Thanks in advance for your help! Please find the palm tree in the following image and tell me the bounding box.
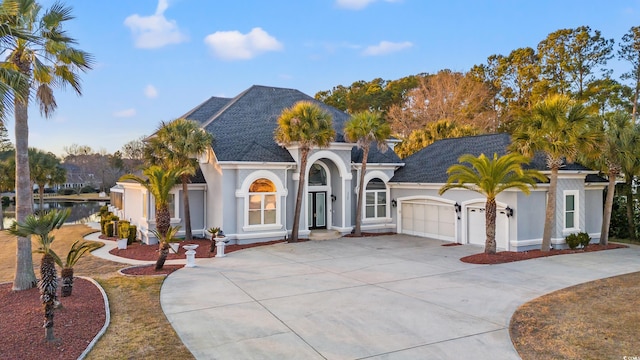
[440,153,544,254]
[4,0,93,291]
[56,240,100,297]
[274,101,335,242]
[344,111,391,236]
[511,95,601,251]
[582,112,638,245]
[8,209,69,341]
[144,119,213,241]
[150,225,181,270]
[120,166,182,269]
[29,148,65,211]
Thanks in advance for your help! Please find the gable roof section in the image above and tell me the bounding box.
[351,142,403,164]
[390,133,602,183]
[183,85,353,163]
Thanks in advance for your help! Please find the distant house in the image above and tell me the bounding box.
[112,85,605,251]
[56,163,95,192]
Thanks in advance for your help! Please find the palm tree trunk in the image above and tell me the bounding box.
[13,98,37,290]
[155,242,170,270]
[0,200,4,231]
[156,206,171,238]
[61,267,74,297]
[181,175,192,241]
[600,169,618,245]
[39,253,57,341]
[38,185,45,213]
[542,166,559,252]
[290,148,309,242]
[625,176,636,241]
[485,198,497,254]
[354,146,369,236]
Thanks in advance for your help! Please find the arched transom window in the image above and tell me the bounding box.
[308,163,327,186]
[365,178,387,219]
[249,178,277,225]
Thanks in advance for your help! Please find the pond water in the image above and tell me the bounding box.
[2,201,106,228]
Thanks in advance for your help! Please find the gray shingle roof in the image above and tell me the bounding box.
[184,85,399,163]
[390,133,603,183]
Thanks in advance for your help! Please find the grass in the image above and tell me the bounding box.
[0,224,194,360]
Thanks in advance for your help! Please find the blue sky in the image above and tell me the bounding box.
[7,0,640,157]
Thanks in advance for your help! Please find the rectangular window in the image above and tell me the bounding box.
[168,194,176,218]
[365,190,387,219]
[564,191,578,230]
[248,193,277,226]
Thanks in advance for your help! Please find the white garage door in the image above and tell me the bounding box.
[400,200,455,241]
[467,207,508,250]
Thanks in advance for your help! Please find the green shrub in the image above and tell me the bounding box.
[119,221,130,239]
[99,206,109,217]
[128,225,137,245]
[58,188,76,195]
[565,232,591,250]
[80,185,97,193]
[105,221,115,237]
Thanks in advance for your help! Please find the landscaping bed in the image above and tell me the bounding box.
[461,243,628,264]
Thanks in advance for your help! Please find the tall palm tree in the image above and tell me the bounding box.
[4,0,92,290]
[582,112,638,245]
[8,209,69,341]
[440,153,544,254]
[120,166,182,269]
[144,119,213,241]
[511,95,601,251]
[344,111,391,236]
[274,101,335,242]
[29,148,65,211]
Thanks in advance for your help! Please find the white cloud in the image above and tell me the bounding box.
[124,0,188,49]
[336,0,400,10]
[144,85,158,98]
[362,40,413,56]
[113,108,137,118]
[204,27,283,61]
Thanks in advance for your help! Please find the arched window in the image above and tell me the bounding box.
[365,178,387,219]
[308,163,327,186]
[249,178,277,225]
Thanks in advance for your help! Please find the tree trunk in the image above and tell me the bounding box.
[541,166,559,252]
[38,185,45,213]
[13,97,37,290]
[600,169,618,245]
[290,148,309,242]
[0,200,4,231]
[485,198,497,254]
[625,176,636,241]
[61,267,74,297]
[354,146,370,237]
[155,206,171,238]
[181,175,192,241]
[155,242,170,270]
[632,70,639,123]
[39,253,57,342]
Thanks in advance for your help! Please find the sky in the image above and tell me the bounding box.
[5,0,640,157]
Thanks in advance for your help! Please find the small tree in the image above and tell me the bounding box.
[56,240,101,297]
[150,225,181,270]
[8,209,70,341]
[439,153,545,254]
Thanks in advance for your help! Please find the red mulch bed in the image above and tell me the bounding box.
[344,232,396,237]
[461,243,628,264]
[0,278,106,360]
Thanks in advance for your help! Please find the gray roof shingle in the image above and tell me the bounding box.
[390,133,603,183]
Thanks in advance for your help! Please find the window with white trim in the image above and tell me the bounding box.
[365,178,387,218]
[248,179,277,226]
[564,190,578,230]
[168,193,176,218]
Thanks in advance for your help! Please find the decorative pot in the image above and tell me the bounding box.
[117,238,128,250]
[169,242,180,253]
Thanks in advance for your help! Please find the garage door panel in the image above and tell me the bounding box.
[467,207,508,250]
[400,200,455,241]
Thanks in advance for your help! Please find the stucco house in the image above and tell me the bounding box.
[112,85,606,251]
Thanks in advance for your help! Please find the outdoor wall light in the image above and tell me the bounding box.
[505,206,514,218]
[391,199,397,207]
[331,194,337,202]
[454,202,462,219]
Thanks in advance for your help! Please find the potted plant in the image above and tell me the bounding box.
[117,222,130,250]
[207,227,220,252]
[169,237,183,253]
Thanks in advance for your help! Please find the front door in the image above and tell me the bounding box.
[308,191,326,229]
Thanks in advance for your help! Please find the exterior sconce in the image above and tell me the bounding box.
[331,194,337,202]
[506,206,514,218]
[454,202,461,219]
[391,199,397,207]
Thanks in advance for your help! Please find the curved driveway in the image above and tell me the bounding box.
[160,235,640,359]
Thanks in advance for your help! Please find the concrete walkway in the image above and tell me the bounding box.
[158,235,640,359]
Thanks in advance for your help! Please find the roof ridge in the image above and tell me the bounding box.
[199,87,255,129]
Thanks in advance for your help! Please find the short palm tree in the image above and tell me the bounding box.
[511,95,601,251]
[439,153,545,254]
[56,240,101,297]
[344,111,391,236]
[3,0,93,291]
[120,166,182,269]
[274,101,335,242]
[582,112,638,245]
[29,148,65,211]
[151,225,182,270]
[8,209,69,342]
[144,118,213,241]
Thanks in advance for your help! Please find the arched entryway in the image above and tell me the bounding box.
[307,162,330,229]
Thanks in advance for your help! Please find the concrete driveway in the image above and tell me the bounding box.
[160,235,640,359]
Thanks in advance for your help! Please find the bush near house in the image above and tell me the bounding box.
[565,232,591,249]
